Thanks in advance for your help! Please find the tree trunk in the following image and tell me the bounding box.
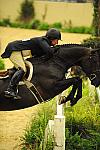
[93,0,100,37]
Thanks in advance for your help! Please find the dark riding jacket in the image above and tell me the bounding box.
[1,36,55,58]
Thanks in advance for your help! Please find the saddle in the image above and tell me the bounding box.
[0,60,33,81]
[0,61,44,103]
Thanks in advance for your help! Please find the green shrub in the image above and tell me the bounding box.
[30,19,40,29]
[0,18,93,34]
[82,37,100,48]
[0,59,5,70]
[0,18,11,27]
[62,26,92,34]
[38,22,49,30]
[50,22,62,29]
[10,22,21,28]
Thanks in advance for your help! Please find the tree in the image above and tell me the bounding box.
[19,0,35,22]
[93,0,100,36]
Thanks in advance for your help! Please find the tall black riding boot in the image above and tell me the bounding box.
[5,69,25,99]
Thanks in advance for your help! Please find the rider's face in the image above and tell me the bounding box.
[51,39,58,46]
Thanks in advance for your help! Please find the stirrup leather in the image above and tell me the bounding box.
[24,80,44,103]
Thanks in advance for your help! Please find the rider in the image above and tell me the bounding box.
[1,28,61,99]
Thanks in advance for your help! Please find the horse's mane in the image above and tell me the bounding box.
[27,43,93,64]
[55,43,84,48]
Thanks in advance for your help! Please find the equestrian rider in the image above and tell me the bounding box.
[1,28,61,99]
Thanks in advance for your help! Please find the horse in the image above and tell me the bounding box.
[0,44,100,111]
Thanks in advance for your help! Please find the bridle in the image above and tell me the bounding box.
[72,49,100,82]
[88,50,100,81]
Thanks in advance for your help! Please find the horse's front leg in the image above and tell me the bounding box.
[70,78,82,106]
[54,77,81,105]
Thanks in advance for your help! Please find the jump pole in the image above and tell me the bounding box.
[53,69,72,150]
[53,94,65,150]
[44,94,65,150]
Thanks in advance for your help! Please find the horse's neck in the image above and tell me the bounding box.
[55,46,91,68]
[59,47,87,59]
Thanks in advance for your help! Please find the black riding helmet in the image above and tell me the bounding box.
[46,28,61,40]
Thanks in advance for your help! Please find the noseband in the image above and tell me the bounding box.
[90,73,96,81]
[90,70,100,81]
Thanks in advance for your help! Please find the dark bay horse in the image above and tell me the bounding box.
[0,44,100,111]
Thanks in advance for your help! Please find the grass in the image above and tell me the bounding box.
[64,80,100,149]
[20,100,56,150]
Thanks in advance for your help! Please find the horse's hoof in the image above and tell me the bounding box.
[59,95,74,105]
[58,96,66,105]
